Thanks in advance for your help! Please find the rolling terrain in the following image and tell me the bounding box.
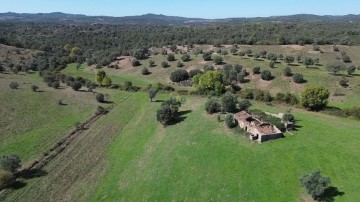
[1,46,360,200]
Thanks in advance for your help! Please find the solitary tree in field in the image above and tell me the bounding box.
[284,55,295,65]
[102,76,112,86]
[326,62,345,75]
[238,51,245,58]
[300,169,331,200]
[167,53,175,62]
[230,47,237,55]
[202,52,212,61]
[95,70,106,85]
[148,89,158,102]
[0,154,21,173]
[303,57,314,68]
[347,65,356,75]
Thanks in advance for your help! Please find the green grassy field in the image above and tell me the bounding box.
[2,86,359,201]
[0,73,97,162]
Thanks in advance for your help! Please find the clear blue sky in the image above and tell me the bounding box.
[0,0,359,19]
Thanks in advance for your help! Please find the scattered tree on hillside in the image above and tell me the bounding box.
[181,53,191,62]
[284,55,295,65]
[31,85,39,92]
[0,154,21,173]
[253,53,260,60]
[132,59,140,67]
[347,65,356,75]
[333,45,339,52]
[303,57,314,68]
[326,62,345,75]
[71,81,82,91]
[300,169,331,200]
[269,60,275,68]
[149,60,155,67]
[170,69,189,82]
[167,53,175,62]
[301,86,330,111]
[102,76,112,86]
[161,61,169,68]
[148,89,158,102]
[202,52,212,61]
[0,170,14,189]
[230,47,237,55]
[95,70,106,85]
[283,67,293,77]
[293,73,304,84]
[261,70,273,81]
[170,45,177,52]
[141,66,151,75]
[9,81,19,89]
[238,51,246,58]
[96,93,105,103]
[253,66,261,74]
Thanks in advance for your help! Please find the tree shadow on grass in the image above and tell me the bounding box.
[102,100,114,104]
[20,168,48,179]
[154,99,165,103]
[318,186,345,202]
[168,110,192,126]
[9,180,27,190]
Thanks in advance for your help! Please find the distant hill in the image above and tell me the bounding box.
[0,12,359,25]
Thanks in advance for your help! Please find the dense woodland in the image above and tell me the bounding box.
[0,16,360,71]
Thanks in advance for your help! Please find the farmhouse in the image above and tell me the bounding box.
[234,111,283,143]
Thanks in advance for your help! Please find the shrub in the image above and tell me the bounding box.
[161,61,169,68]
[142,67,150,75]
[283,67,293,77]
[213,55,224,65]
[9,82,19,89]
[148,60,155,67]
[342,54,351,63]
[292,73,304,84]
[51,81,60,89]
[339,77,349,87]
[71,81,82,91]
[0,170,14,189]
[0,154,21,173]
[181,54,191,62]
[65,75,75,86]
[269,60,275,68]
[96,93,105,103]
[31,85,39,92]
[225,114,238,128]
[253,66,261,74]
[333,45,339,52]
[131,59,140,67]
[205,98,221,114]
[170,69,189,82]
[177,61,184,67]
[237,74,246,83]
[167,53,175,61]
[202,52,212,61]
[284,55,295,64]
[261,70,272,81]
[347,65,356,75]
